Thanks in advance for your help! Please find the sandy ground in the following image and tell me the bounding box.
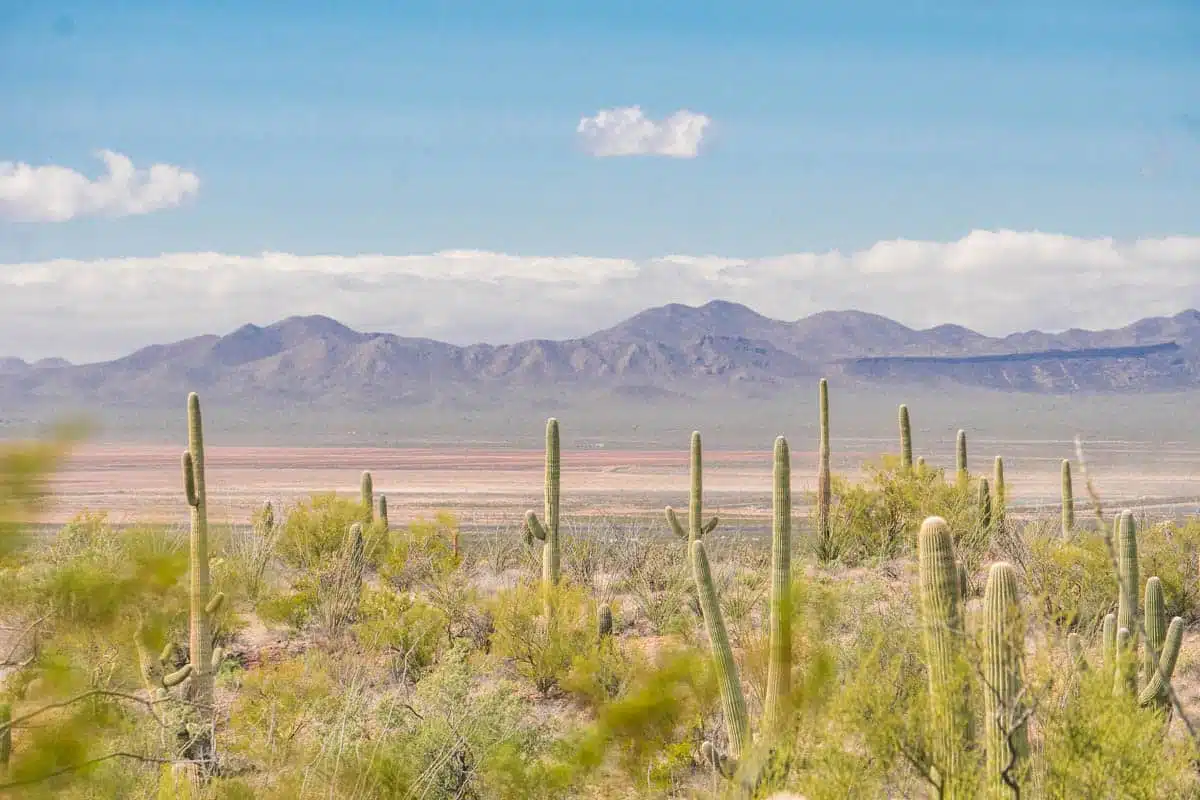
[35,439,1200,527]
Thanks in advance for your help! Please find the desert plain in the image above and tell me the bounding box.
[40,436,1200,529]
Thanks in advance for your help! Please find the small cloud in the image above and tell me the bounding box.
[0,150,200,222]
[576,106,711,158]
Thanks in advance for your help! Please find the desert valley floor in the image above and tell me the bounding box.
[40,437,1200,527]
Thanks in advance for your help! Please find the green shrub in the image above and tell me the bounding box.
[275,493,376,570]
[490,581,597,696]
[379,511,460,591]
[352,586,448,680]
[817,455,982,567]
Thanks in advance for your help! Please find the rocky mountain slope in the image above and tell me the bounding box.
[3,302,1198,407]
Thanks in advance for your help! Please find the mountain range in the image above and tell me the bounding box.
[3,301,1200,409]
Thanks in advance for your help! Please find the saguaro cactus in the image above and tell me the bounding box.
[918,516,968,795]
[1135,577,1184,710]
[523,418,562,608]
[666,431,719,543]
[992,457,1006,525]
[693,538,750,766]
[695,436,794,779]
[899,404,913,471]
[377,494,389,530]
[764,436,792,734]
[982,562,1029,797]
[182,392,219,712]
[817,379,831,549]
[1079,511,1186,709]
[1060,460,1074,539]
[360,471,374,522]
[955,430,968,490]
[978,477,992,531]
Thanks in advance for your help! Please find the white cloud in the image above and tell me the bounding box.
[0,150,200,222]
[577,106,711,158]
[2,230,1200,361]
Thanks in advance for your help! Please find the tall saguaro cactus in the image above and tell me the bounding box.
[817,379,831,549]
[955,430,968,490]
[982,562,1029,797]
[523,418,562,608]
[1060,460,1074,539]
[992,456,1006,524]
[978,477,992,531]
[182,392,218,712]
[899,404,913,471]
[764,436,792,734]
[360,471,374,522]
[695,436,794,780]
[1079,510,1186,710]
[666,431,719,543]
[918,516,968,796]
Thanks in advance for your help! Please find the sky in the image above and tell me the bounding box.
[1,0,1199,361]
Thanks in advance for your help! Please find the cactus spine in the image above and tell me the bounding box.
[899,404,913,471]
[523,418,561,612]
[918,516,968,795]
[983,562,1029,797]
[956,430,968,490]
[764,436,792,734]
[1060,460,1073,539]
[360,470,374,521]
[993,456,1006,524]
[694,436,793,777]
[666,431,719,542]
[817,379,831,549]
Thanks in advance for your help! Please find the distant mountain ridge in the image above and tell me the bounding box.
[3,301,1199,408]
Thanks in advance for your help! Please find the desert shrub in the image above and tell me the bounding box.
[490,581,597,696]
[818,456,983,567]
[561,644,719,795]
[275,492,377,570]
[620,538,695,637]
[212,502,279,604]
[224,652,345,771]
[562,635,641,712]
[344,642,551,799]
[255,578,319,631]
[379,511,460,591]
[1039,666,1198,796]
[352,586,448,681]
[1023,521,1116,631]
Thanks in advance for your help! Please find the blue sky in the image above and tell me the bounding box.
[1,1,1199,358]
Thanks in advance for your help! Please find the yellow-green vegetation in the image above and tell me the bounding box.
[4,385,1200,799]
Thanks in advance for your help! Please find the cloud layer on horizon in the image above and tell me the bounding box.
[2,230,1199,361]
[0,151,200,222]
[576,106,711,158]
